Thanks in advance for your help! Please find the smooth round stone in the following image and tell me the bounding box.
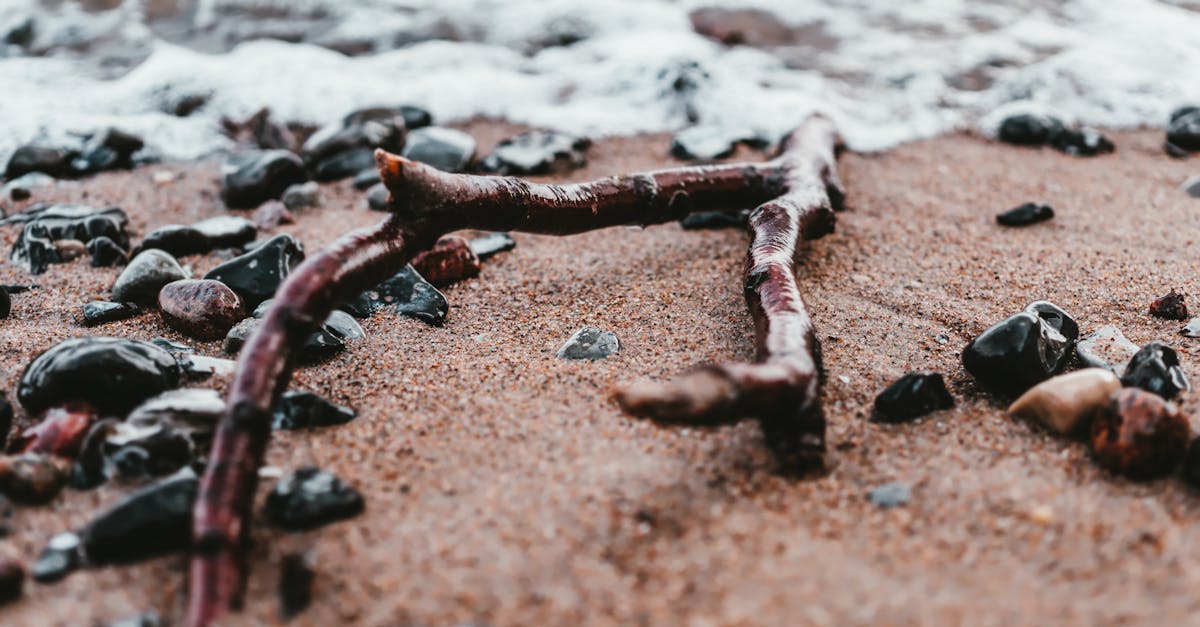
[220,150,308,209]
[158,279,245,341]
[4,145,74,179]
[468,232,516,258]
[1050,127,1114,156]
[873,372,954,422]
[401,127,476,172]
[365,183,389,211]
[313,148,375,182]
[556,326,620,360]
[1121,341,1190,400]
[961,308,1072,397]
[0,454,68,504]
[996,202,1053,227]
[1091,388,1189,479]
[87,236,128,267]
[997,113,1064,145]
[1167,109,1200,151]
[111,249,188,305]
[1008,368,1121,435]
[17,337,181,415]
[265,467,364,531]
[9,203,130,275]
[273,391,356,430]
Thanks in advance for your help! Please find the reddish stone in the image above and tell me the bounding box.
[1149,289,1188,320]
[411,235,481,287]
[12,401,98,457]
[251,200,295,230]
[1090,388,1189,479]
[159,279,245,340]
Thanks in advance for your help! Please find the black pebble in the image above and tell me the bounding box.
[0,394,11,451]
[81,301,139,327]
[17,337,180,415]
[997,114,1064,146]
[365,183,389,211]
[1167,108,1200,151]
[279,553,315,619]
[1121,341,1190,400]
[342,264,448,325]
[265,467,364,531]
[274,391,356,430]
[220,150,308,209]
[873,372,954,422]
[32,532,82,583]
[468,232,516,259]
[477,130,590,175]
[996,202,1053,227]
[1050,127,1114,156]
[81,471,198,565]
[87,236,129,267]
[961,304,1075,397]
[204,233,304,308]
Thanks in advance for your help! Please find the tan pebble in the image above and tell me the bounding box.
[1029,504,1054,525]
[1007,368,1120,435]
[52,240,86,262]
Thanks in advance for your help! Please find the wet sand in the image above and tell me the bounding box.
[2,125,1200,626]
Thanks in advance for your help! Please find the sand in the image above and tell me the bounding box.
[1,124,1200,626]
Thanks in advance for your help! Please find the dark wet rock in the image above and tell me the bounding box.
[17,337,181,415]
[274,391,356,430]
[204,233,304,308]
[265,467,364,531]
[0,284,34,295]
[365,183,390,211]
[304,107,407,181]
[0,557,22,604]
[158,279,245,341]
[322,309,364,341]
[70,419,118,491]
[1167,108,1200,151]
[402,127,476,172]
[411,235,480,287]
[87,236,128,267]
[226,306,362,361]
[1150,289,1188,321]
[252,200,295,230]
[996,113,1064,146]
[395,105,432,130]
[1025,300,1079,343]
[0,454,68,504]
[1183,438,1200,488]
[1121,341,1190,400]
[0,286,8,320]
[4,145,75,179]
[312,148,375,182]
[1051,127,1114,156]
[1166,141,1190,159]
[140,216,256,258]
[81,470,197,564]
[867,482,910,508]
[478,130,590,175]
[126,389,223,439]
[670,125,755,161]
[104,611,164,627]
[1182,175,1200,198]
[342,264,448,325]
[150,337,193,355]
[103,390,222,480]
[680,210,749,229]
[111,249,188,304]
[3,172,53,201]
[81,301,139,327]
[4,203,129,275]
[221,107,296,152]
[279,552,315,619]
[1171,106,1200,125]
[220,150,308,209]
[1090,388,1188,479]
[68,128,144,176]
[222,318,259,355]
[282,181,321,210]
[32,532,82,583]
[1076,325,1140,375]
[352,168,381,190]
[996,202,1053,227]
[556,326,620,360]
[962,305,1074,397]
[468,232,516,259]
[873,372,954,422]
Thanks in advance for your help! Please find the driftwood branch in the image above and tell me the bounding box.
[187,115,843,626]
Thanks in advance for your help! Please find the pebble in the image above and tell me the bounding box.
[1182,318,1200,337]
[69,419,117,490]
[282,181,321,210]
[352,168,381,190]
[867,482,911,508]
[0,557,22,604]
[103,417,198,481]
[220,150,308,209]
[1026,300,1079,341]
[1120,341,1190,400]
[13,401,98,457]
[139,216,256,258]
[68,128,144,176]
[1167,107,1200,151]
[204,233,305,308]
[411,235,481,286]
[365,183,390,211]
[1180,175,1200,198]
[252,200,295,230]
[873,372,954,422]
[1050,127,1114,156]
[556,326,620,360]
[997,113,1064,145]
[961,302,1075,396]
[274,391,356,430]
[52,239,87,262]
[402,127,476,172]
[265,467,365,531]
[225,307,363,361]
[82,470,198,564]
[279,552,315,619]
[0,286,8,319]
[111,249,188,305]
[468,232,516,259]
[4,145,74,179]
[4,203,130,275]
[2,172,53,201]
[126,388,223,439]
[478,130,590,175]
[1075,325,1140,375]
[87,236,129,267]
[303,107,407,181]
[680,210,748,229]
[313,148,375,182]
[0,454,69,504]
[1007,368,1121,435]
[31,531,82,583]
[17,337,181,415]
[996,202,1054,227]
[1090,388,1189,479]
[158,279,245,340]
[1149,289,1188,320]
[221,107,295,151]
[342,264,448,325]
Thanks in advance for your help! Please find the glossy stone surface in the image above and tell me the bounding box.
[0,454,68,504]
[1149,289,1188,320]
[410,235,481,286]
[111,249,188,305]
[274,391,356,430]
[158,279,245,340]
[873,372,954,422]
[556,326,620,360]
[997,113,1064,145]
[1167,108,1200,151]
[31,532,81,583]
[4,145,74,179]
[343,264,448,325]
[282,181,321,210]
[220,150,308,209]
[1007,368,1121,435]
[996,202,1054,227]
[203,233,304,308]
[1050,127,1114,156]
[87,236,128,267]
[4,203,129,275]
[962,307,1073,397]
[468,232,516,259]
[139,215,256,257]
[265,467,364,531]
[17,337,181,415]
[1120,341,1190,400]
[1090,388,1188,479]
[478,130,590,175]
[81,470,198,564]
[402,127,476,172]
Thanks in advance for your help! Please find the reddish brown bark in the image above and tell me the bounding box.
[188,116,842,626]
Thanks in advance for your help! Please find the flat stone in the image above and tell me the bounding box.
[203,234,304,308]
[17,337,181,415]
[1150,289,1188,320]
[1182,318,1200,337]
[281,181,321,210]
[868,482,911,508]
[0,454,68,504]
[4,145,75,179]
[962,305,1073,396]
[1076,325,1140,375]
[468,232,516,259]
[1180,175,1200,198]
[81,301,139,327]
[4,203,129,275]
[402,127,476,172]
[81,470,198,564]
[556,326,619,360]
[1008,368,1121,435]
[873,372,954,422]
[996,113,1064,145]
[273,391,356,430]
[996,202,1053,227]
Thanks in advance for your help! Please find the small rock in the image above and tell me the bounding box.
[220,150,308,209]
[1091,388,1189,479]
[159,279,245,340]
[178,354,236,378]
[410,235,481,286]
[279,552,315,619]
[1180,175,1200,198]
[468,232,516,259]
[69,128,144,176]
[1076,325,1140,375]
[478,130,590,175]
[680,210,748,229]
[252,200,295,230]
[365,183,390,211]
[1167,108,1200,151]
[0,454,69,504]
[0,557,22,604]
[204,233,304,308]
[4,145,75,179]
[1121,341,1190,400]
[1050,127,1114,156]
[111,250,188,305]
[221,107,295,151]
[1182,318,1200,337]
[32,532,82,583]
[996,202,1053,227]
[1008,368,1121,435]
[126,388,223,439]
[556,326,620,360]
[87,236,128,267]
[140,216,256,258]
[82,470,198,564]
[17,337,181,415]
[312,148,375,182]
[303,107,407,174]
[274,391,356,430]
[997,114,1065,145]
[343,264,448,325]
[1150,289,1188,320]
[265,467,364,531]
[352,168,381,190]
[1026,300,1079,342]
[961,302,1075,396]
[5,203,129,275]
[402,127,476,173]
[2,172,53,201]
[1166,142,1190,159]
[13,402,98,457]
[52,239,86,262]
[281,181,321,210]
[225,307,362,361]
[873,372,954,422]
[867,482,910,508]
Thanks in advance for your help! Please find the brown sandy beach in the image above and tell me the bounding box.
[2,125,1200,625]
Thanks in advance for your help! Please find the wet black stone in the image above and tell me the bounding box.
[468,232,516,259]
[873,372,955,422]
[68,128,144,176]
[82,471,198,564]
[32,532,82,583]
[3,204,129,275]
[226,306,362,361]
[1165,141,1190,158]
[103,422,195,481]
[303,108,407,181]
[274,391,356,430]
[81,301,139,327]
[1171,106,1200,124]
[996,113,1064,146]
[279,553,315,619]
[5,145,75,179]
[1167,108,1200,151]
[402,127,476,173]
[204,234,304,308]
[139,215,257,258]
[1024,300,1079,343]
[961,308,1073,397]
[556,326,620,360]
[265,467,364,531]
[1050,127,1114,156]
[996,202,1054,227]
[313,148,376,182]
[365,183,389,211]
[282,182,320,210]
[0,556,21,604]
[70,419,118,490]
[352,168,381,190]
[87,236,128,267]
[342,264,447,325]
[1121,341,1190,400]
[17,337,181,415]
[220,150,308,209]
[478,131,590,175]
[680,210,748,229]
[111,249,188,305]
[395,105,432,130]
[0,286,8,320]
